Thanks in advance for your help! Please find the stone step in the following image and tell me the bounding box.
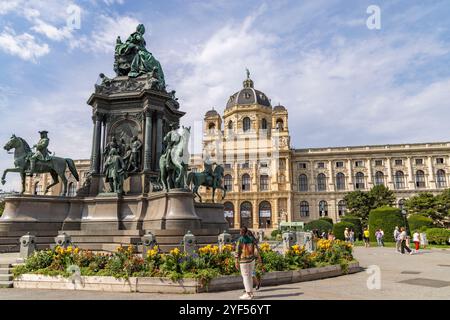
[0,281,13,288]
[69,236,142,244]
[0,268,11,274]
[0,274,13,281]
[0,237,55,245]
[63,230,144,237]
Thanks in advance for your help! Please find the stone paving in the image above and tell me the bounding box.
[0,247,448,300]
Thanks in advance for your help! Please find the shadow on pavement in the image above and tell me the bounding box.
[255,292,304,299]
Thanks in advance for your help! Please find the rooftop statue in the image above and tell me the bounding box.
[2,133,79,196]
[114,23,166,89]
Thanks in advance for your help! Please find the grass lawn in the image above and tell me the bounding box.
[352,240,449,249]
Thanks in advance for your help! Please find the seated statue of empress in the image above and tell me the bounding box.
[115,24,166,89]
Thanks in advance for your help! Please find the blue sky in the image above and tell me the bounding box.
[1,0,450,191]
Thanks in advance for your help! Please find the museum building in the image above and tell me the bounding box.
[26,74,450,231]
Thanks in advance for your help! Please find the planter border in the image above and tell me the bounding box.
[13,262,361,294]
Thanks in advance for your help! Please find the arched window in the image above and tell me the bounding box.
[261,118,268,130]
[224,174,233,191]
[374,171,384,186]
[395,171,405,189]
[355,172,365,189]
[336,172,345,190]
[242,174,251,191]
[300,201,309,217]
[240,201,252,228]
[319,200,328,217]
[317,173,326,191]
[276,119,284,131]
[398,199,406,211]
[227,120,233,130]
[68,183,76,197]
[415,170,426,188]
[338,200,346,216]
[243,117,251,132]
[299,174,308,192]
[260,175,269,191]
[224,202,234,228]
[259,201,271,228]
[437,169,447,188]
[34,182,41,195]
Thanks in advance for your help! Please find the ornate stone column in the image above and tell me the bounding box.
[407,156,414,189]
[90,112,103,174]
[386,157,394,189]
[143,109,153,172]
[427,156,436,188]
[155,113,164,170]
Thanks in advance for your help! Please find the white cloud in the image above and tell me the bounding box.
[31,19,73,41]
[69,15,140,53]
[0,0,21,15]
[0,27,50,62]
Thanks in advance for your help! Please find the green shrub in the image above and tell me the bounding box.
[408,214,434,233]
[333,222,356,240]
[425,228,450,245]
[271,229,281,238]
[368,206,405,242]
[304,219,333,234]
[0,201,4,217]
[319,217,334,226]
[340,215,362,239]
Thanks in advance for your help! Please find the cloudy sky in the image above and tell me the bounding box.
[0,0,450,191]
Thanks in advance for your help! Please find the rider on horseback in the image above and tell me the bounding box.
[202,158,216,187]
[163,122,181,165]
[27,130,51,176]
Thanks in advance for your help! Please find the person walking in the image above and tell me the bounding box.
[349,229,355,244]
[246,230,261,291]
[375,229,382,247]
[380,229,385,247]
[420,231,428,249]
[344,228,350,242]
[363,227,370,247]
[399,227,412,255]
[394,226,401,252]
[235,227,262,300]
[412,230,421,253]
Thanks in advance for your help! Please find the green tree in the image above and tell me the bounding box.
[368,185,395,208]
[343,190,372,222]
[433,189,450,227]
[405,192,436,216]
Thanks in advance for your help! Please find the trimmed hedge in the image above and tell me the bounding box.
[425,228,450,245]
[408,214,434,233]
[271,229,281,238]
[333,221,356,241]
[341,215,362,239]
[304,219,333,234]
[368,206,405,242]
[319,217,334,226]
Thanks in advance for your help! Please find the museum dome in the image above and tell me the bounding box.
[273,104,287,112]
[225,71,271,110]
[205,109,219,117]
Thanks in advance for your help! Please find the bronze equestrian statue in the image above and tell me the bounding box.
[187,161,226,203]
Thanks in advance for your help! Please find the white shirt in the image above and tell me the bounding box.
[413,232,420,242]
[399,231,407,241]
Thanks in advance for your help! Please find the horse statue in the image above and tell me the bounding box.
[159,126,190,192]
[187,164,226,203]
[2,135,79,196]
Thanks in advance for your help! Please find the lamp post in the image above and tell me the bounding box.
[401,208,407,233]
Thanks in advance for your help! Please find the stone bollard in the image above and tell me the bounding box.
[54,232,72,248]
[141,231,157,258]
[303,232,313,252]
[257,230,265,243]
[19,233,36,260]
[182,230,197,255]
[282,232,296,253]
[218,232,232,251]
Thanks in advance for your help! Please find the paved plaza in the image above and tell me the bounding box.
[0,247,449,300]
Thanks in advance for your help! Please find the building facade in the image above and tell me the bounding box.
[25,74,450,231]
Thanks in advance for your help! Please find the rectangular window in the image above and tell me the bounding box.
[436,158,445,164]
[260,175,269,191]
[375,160,383,166]
[336,161,344,168]
[395,159,403,166]
[317,162,325,169]
[298,162,307,169]
[224,163,232,169]
[355,160,364,167]
[260,162,268,168]
[415,159,423,165]
[242,162,250,169]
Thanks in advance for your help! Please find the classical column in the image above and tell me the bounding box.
[347,160,354,191]
[328,160,335,191]
[427,156,436,189]
[367,158,373,187]
[407,156,414,189]
[90,112,103,174]
[155,113,163,170]
[386,157,393,189]
[143,109,153,172]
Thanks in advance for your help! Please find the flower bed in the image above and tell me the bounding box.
[13,239,357,291]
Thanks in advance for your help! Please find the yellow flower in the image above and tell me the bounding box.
[260,242,271,253]
[127,245,134,253]
[74,247,80,254]
[170,247,181,256]
[222,244,233,252]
